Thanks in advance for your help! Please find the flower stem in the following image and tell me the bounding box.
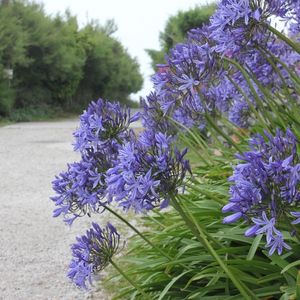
[104,205,172,261]
[185,182,227,205]
[105,205,193,272]
[110,259,152,300]
[260,45,300,86]
[170,195,258,300]
[205,113,243,153]
[166,115,213,166]
[226,75,270,130]
[223,57,276,128]
[267,24,300,55]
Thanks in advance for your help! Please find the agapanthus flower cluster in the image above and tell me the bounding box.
[106,130,191,212]
[51,97,192,289]
[145,0,300,131]
[222,129,300,255]
[68,222,120,289]
[51,99,137,224]
[149,27,219,131]
[208,0,300,115]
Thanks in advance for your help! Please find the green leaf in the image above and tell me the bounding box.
[281,260,300,274]
[266,251,298,279]
[296,271,300,300]
[182,268,223,290]
[257,273,284,284]
[158,270,193,300]
[246,234,263,260]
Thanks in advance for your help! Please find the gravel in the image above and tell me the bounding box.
[0,119,125,300]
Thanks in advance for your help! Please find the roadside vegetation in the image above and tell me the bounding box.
[146,3,216,71]
[0,1,142,122]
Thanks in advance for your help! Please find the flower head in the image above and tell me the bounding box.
[68,222,120,289]
[210,0,297,55]
[222,129,300,255]
[51,98,136,224]
[106,131,190,212]
[140,92,177,135]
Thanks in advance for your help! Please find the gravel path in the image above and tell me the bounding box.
[0,119,137,300]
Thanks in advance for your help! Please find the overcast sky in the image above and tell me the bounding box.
[37,0,215,101]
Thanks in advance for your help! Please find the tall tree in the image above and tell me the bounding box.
[146,4,216,71]
[75,22,143,108]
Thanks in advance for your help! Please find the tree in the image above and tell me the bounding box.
[74,22,143,108]
[146,4,216,70]
[10,3,86,108]
[0,0,143,117]
[0,3,29,115]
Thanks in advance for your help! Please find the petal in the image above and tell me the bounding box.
[223,212,242,224]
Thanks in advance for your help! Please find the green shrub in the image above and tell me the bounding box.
[146,4,216,70]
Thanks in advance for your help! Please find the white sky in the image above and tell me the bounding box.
[37,0,215,101]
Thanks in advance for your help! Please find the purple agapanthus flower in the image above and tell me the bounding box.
[106,130,191,212]
[68,222,120,289]
[176,74,200,93]
[229,100,251,128]
[51,98,135,224]
[140,92,177,135]
[222,129,300,255]
[209,0,298,55]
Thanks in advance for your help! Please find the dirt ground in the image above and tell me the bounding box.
[0,119,120,300]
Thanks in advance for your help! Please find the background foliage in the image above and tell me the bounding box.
[0,0,143,120]
[146,4,216,71]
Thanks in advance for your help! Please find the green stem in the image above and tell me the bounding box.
[169,195,257,300]
[224,57,276,127]
[205,113,243,153]
[178,195,225,249]
[243,62,287,129]
[256,46,290,98]
[110,259,152,300]
[185,182,227,205]
[260,45,300,87]
[196,88,243,153]
[267,24,300,55]
[227,75,270,130]
[105,205,193,272]
[104,205,170,260]
[166,115,213,166]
